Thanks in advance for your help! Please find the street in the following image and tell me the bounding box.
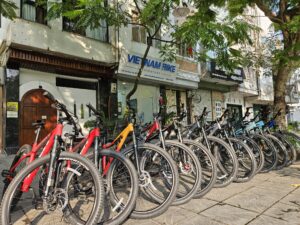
[1,154,300,225]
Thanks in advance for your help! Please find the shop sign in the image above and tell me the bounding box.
[118,51,177,83]
[7,102,18,118]
[210,62,244,83]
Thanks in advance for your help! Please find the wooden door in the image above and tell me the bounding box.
[20,89,57,146]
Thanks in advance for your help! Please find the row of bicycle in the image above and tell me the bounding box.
[1,92,299,225]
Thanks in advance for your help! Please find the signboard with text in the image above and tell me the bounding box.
[210,62,244,83]
[118,51,177,83]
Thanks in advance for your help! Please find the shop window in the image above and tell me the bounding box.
[21,0,47,24]
[63,0,108,42]
[131,10,161,48]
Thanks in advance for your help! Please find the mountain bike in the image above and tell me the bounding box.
[1,92,105,225]
[138,112,203,203]
[95,104,179,219]
[183,107,238,188]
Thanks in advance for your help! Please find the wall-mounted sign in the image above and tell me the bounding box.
[118,51,177,83]
[210,62,244,83]
[7,102,18,118]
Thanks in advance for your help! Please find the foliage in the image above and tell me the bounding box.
[288,121,300,132]
[0,0,17,19]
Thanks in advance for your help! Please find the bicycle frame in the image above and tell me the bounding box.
[72,122,141,175]
[20,124,63,192]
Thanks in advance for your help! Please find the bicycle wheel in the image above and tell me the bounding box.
[84,150,139,225]
[163,140,202,205]
[122,143,179,219]
[251,134,278,173]
[0,152,104,225]
[280,131,300,161]
[181,139,217,198]
[266,134,288,170]
[228,138,257,183]
[273,133,297,166]
[196,136,238,188]
[1,144,31,199]
[237,135,265,173]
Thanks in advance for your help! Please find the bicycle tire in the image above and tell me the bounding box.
[265,134,288,170]
[228,138,257,183]
[163,140,202,205]
[273,133,297,166]
[280,131,300,160]
[181,139,217,198]
[237,135,265,173]
[196,136,238,188]
[1,144,31,201]
[251,134,278,173]
[121,143,179,219]
[0,152,105,225]
[84,150,139,225]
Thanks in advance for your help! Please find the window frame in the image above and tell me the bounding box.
[62,0,109,42]
[20,0,47,25]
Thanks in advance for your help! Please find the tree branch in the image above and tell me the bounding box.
[254,0,284,24]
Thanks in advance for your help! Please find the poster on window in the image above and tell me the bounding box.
[215,101,222,118]
[7,102,18,118]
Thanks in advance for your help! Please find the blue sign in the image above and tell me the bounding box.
[128,54,176,73]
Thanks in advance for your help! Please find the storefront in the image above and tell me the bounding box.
[117,51,199,124]
[2,48,116,154]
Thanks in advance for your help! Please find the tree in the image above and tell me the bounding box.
[0,0,17,19]
[48,0,177,111]
[174,0,300,128]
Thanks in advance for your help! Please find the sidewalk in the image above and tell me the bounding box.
[0,154,299,225]
[125,163,300,225]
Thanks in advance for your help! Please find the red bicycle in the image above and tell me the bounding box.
[1,92,104,225]
[65,103,139,225]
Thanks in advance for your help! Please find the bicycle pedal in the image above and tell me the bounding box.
[1,170,14,178]
[34,199,43,210]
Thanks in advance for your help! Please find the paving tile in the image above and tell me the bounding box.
[254,180,296,193]
[178,214,227,225]
[204,182,254,202]
[200,204,258,225]
[178,198,218,213]
[152,206,198,225]
[124,219,161,225]
[224,187,281,213]
[280,193,300,207]
[264,202,300,225]
[248,215,291,225]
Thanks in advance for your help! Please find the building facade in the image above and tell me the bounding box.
[0,0,118,153]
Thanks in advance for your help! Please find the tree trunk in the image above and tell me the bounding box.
[274,62,292,129]
[125,44,151,108]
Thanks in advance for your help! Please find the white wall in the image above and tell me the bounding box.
[19,68,97,135]
[117,81,160,123]
[0,0,115,64]
[192,89,212,121]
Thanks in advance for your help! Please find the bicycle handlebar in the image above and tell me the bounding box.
[43,92,82,136]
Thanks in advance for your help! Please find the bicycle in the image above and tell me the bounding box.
[138,112,202,204]
[183,107,238,188]
[1,92,105,225]
[94,103,179,219]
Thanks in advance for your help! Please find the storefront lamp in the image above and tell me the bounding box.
[172,0,190,18]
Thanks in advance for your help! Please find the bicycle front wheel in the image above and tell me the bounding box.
[122,143,179,219]
[0,152,105,225]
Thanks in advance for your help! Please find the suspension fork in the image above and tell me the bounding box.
[132,131,141,174]
[202,127,211,151]
[94,137,99,169]
[44,135,61,197]
[175,122,187,163]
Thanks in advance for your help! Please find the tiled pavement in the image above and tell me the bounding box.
[1,154,300,225]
